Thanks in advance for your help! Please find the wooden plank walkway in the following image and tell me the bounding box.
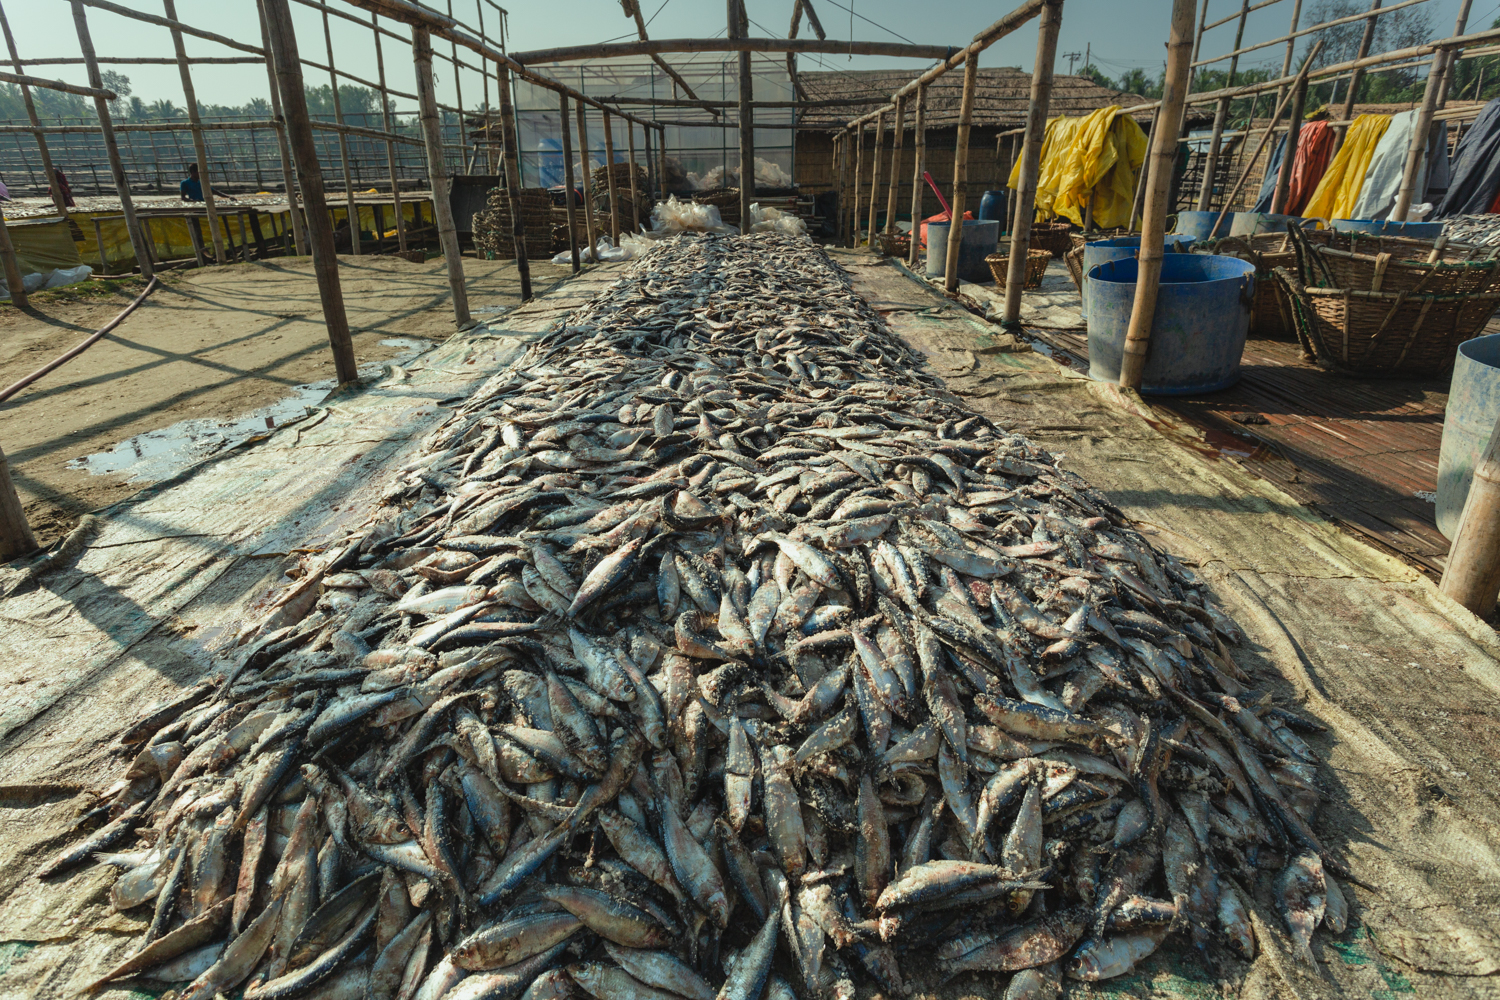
[1028,325,1475,579]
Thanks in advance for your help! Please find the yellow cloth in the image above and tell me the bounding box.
[5,215,82,275]
[1008,106,1148,229]
[1300,114,1392,222]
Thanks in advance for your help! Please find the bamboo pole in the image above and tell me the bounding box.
[445,0,467,175]
[513,37,953,64]
[907,85,926,268]
[1392,51,1446,222]
[1001,0,1062,325]
[415,27,473,324]
[0,3,66,215]
[163,0,226,265]
[496,61,532,301]
[1196,0,1251,211]
[475,0,495,173]
[623,0,720,116]
[1129,107,1158,229]
[842,0,1048,133]
[0,205,27,310]
[1214,44,1318,232]
[1119,0,1197,391]
[866,111,885,248]
[602,112,621,244]
[70,1,152,280]
[560,91,580,273]
[322,9,361,255]
[372,12,408,253]
[1270,68,1310,213]
[76,0,263,55]
[851,122,864,247]
[943,56,980,292]
[1435,0,1473,106]
[1335,0,1383,152]
[626,118,639,234]
[576,101,598,255]
[262,0,357,383]
[1440,410,1500,613]
[1194,0,1427,67]
[832,133,844,244]
[657,125,668,201]
[884,95,905,236]
[643,126,656,202]
[1269,0,1304,117]
[731,0,754,231]
[0,443,35,560]
[258,0,306,256]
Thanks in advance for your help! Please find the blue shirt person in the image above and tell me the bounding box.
[180,163,235,202]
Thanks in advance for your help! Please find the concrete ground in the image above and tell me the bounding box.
[0,254,573,546]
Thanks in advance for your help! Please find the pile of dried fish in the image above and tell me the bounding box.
[38,233,1350,1000]
[1441,213,1500,248]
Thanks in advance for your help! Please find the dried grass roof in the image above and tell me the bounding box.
[795,67,1180,130]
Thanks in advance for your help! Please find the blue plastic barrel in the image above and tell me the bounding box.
[925,220,1001,283]
[1172,210,1232,241]
[1332,218,1444,239]
[1436,333,1500,538]
[1086,254,1256,395]
[1080,234,1196,319]
[1229,212,1317,237]
[978,190,1008,223]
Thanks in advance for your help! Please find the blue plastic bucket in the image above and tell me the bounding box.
[1086,253,1256,395]
[1229,212,1318,237]
[1331,218,1444,240]
[1436,333,1500,538]
[977,190,1008,223]
[1080,234,1196,319]
[925,220,1001,283]
[1172,210,1232,241]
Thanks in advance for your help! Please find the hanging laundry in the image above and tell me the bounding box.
[1285,121,1337,216]
[1434,97,1500,218]
[1009,106,1147,229]
[1300,114,1391,221]
[1250,132,1286,213]
[1249,121,1335,215]
[1350,110,1449,221]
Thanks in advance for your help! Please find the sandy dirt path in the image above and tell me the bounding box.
[0,254,572,545]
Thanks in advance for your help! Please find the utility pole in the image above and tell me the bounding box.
[1064,51,1081,75]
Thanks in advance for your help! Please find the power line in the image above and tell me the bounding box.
[814,0,918,45]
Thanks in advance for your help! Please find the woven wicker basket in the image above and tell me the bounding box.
[1290,230,1500,297]
[1067,227,1132,252]
[987,249,1050,289]
[1031,222,1073,258]
[876,231,911,257]
[1273,266,1500,376]
[1192,235,1300,340]
[1064,244,1086,290]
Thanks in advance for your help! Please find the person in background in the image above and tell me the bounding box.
[54,168,75,207]
[180,162,235,203]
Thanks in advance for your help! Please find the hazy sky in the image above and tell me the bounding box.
[6,0,1481,113]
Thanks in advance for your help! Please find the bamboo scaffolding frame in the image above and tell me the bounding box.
[322,7,361,254]
[513,37,954,64]
[1196,0,1250,211]
[372,11,408,252]
[0,3,67,214]
[163,0,226,264]
[495,60,530,302]
[1191,0,1430,66]
[262,0,356,382]
[1000,0,1062,325]
[907,85,926,269]
[415,26,471,324]
[71,1,151,279]
[257,0,306,255]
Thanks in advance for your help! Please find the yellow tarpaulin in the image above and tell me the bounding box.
[1009,106,1148,229]
[1300,113,1391,222]
[4,215,82,275]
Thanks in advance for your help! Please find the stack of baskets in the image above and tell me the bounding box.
[1274,225,1500,376]
[1030,221,1073,259]
[986,248,1051,289]
[692,188,741,227]
[472,186,552,260]
[591,162,653,229]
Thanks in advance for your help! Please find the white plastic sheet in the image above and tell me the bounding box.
[0,264,93,302]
